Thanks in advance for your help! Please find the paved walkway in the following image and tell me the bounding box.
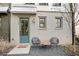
[8,45,67,56]
[28,46,67,56]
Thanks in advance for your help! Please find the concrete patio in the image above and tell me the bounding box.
[8,45,67,56]
[28,46,67,56]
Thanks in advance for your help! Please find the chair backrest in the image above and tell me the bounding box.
[32,37,40,45]
[50,37,59,44]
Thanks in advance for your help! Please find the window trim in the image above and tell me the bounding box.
[39,16,47,30]
[55,17,63,29]
[39,3,48,6]
[24,3,35,5]
[53,3,61,6]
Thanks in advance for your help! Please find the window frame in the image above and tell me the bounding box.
[55,17,63,29]
[25,3,35,5]
[39,3,48,6]
[39,16,47,29]
[53,3,61,6]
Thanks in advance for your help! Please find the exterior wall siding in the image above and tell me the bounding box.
[10,12,72,45]
[0,3,72,45]
[10,14,20,44]
[30,12,72,45]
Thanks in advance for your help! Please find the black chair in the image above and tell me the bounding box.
[50,37,59,47]
[31,37,40,46]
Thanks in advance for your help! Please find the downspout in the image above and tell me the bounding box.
[8,3,11,42]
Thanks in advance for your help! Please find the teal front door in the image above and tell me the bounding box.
[20,17,29,43]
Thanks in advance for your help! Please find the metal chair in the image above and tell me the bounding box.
[50,37,59,47]
[31,37,40,46]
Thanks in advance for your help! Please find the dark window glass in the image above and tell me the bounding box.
[53,3,61,6]
[39,3,48,6]
[25,3,35,5]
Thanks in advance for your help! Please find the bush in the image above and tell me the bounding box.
[0,38,15,55]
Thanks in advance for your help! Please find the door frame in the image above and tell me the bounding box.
[19,17,30,43]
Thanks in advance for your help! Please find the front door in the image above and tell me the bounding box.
[20,17,29,43]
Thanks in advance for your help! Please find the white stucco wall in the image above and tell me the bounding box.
[76,25,79,36]
[11,3,70,12]
[10,12,72,45]
[30,12,72,45]
[10,14,35,45]
[10,14,20,44]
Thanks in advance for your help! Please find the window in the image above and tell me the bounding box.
[53,3,61,6]
[39,16,46,29]
[20,17,29,36]
[56,17,63,28]
[25,3,35,5]
[0,18,1,27]
[39,3,48,6]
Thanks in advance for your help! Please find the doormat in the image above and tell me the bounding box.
[17,45,28,48]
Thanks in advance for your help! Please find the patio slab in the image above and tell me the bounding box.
[28,46,67,56]
[7,45,67,56]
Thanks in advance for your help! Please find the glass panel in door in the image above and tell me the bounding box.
[20,17,29,43]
